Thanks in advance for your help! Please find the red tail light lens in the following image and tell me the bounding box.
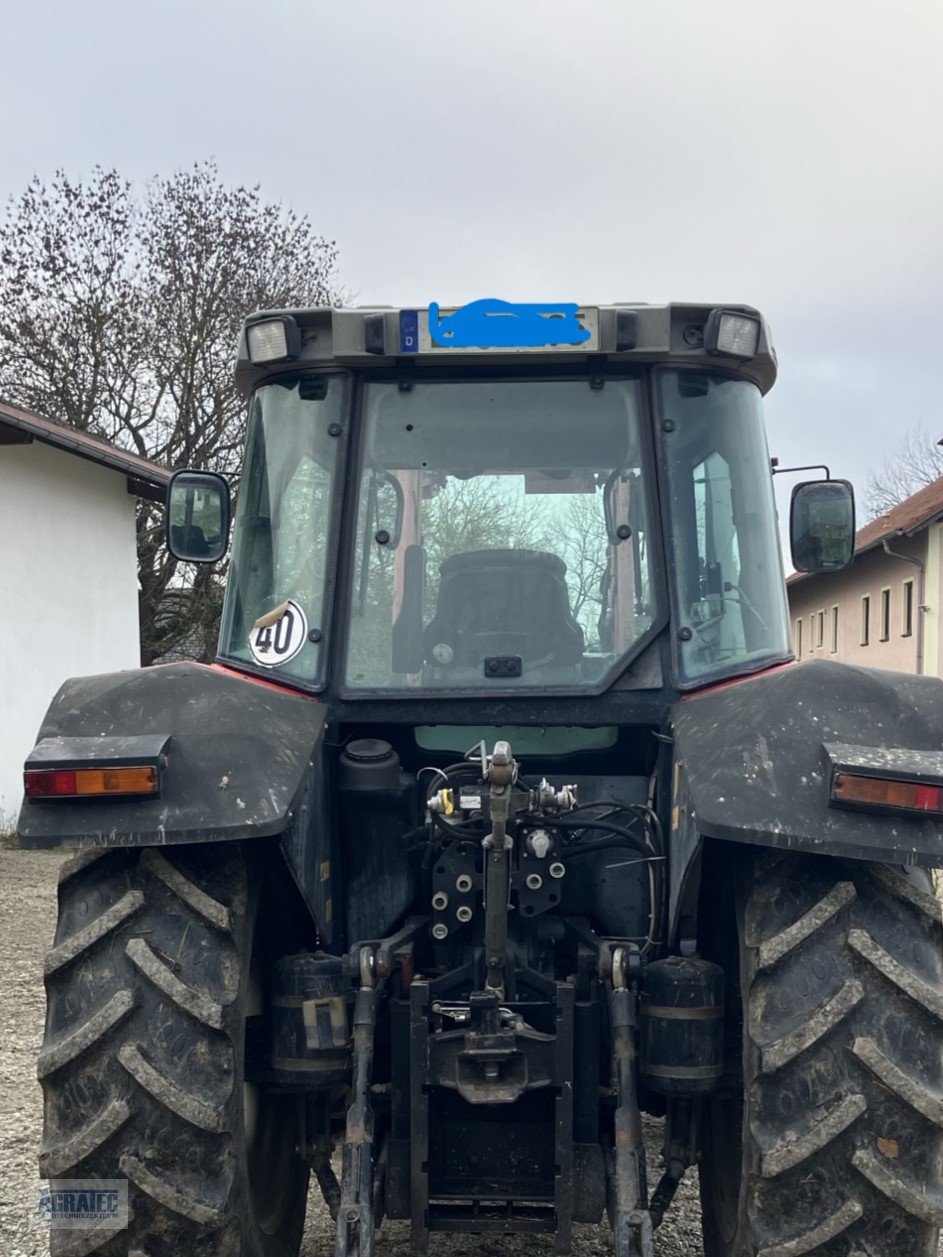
[24,770,78,798]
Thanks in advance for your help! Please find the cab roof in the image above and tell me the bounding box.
[235,302,777,396]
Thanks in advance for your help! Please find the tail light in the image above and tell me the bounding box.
[24,766,158,799]
[831,772,943,818]
[23,734,170,802]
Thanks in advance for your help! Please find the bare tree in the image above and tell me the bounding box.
[422,477,551,593]
[556,492,609,631]
[0,162,340,663]
[864,424,943,521]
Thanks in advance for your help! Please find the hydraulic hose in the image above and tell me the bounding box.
[543,816,651,857]
[559,839,658,860]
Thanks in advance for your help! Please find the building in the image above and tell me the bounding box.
[787,477,943,677]
[0,402,169,824]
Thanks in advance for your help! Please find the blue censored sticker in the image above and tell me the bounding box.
[399,309,419,354]
[428,299,591,349]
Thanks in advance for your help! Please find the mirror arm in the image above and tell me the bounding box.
[771,460,831,480]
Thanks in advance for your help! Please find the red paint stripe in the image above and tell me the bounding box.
[208,662,319,702]
[682,659,796,700]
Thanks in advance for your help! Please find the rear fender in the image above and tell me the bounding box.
[666,660,943,945]
[17,662,338,941]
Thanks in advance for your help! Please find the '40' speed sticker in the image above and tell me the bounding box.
[248,599,308,667]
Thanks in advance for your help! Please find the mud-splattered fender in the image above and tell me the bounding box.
[17,662,328,848]
[668,659,943,891]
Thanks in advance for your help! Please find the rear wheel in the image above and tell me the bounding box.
[38,842,310,1256]
[699,850,943,1257]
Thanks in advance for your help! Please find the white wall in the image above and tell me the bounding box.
[788,534,929,675]
[0,442,141,824]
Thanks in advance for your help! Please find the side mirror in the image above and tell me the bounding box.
[166,470,231,563]
[790,479,855,573]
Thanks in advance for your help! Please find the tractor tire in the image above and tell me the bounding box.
[699,850,943,1257]
[38,841,311,1257]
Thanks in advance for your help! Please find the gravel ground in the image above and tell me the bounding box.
[0,846,704,1256]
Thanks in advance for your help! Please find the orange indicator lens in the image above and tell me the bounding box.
[75,767,158,795]
[832,772,943,815]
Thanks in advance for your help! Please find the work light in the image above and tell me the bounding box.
[704,309,760,360]
[246,316,301,364]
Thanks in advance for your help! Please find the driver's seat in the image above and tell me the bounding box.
[423,549,584,671]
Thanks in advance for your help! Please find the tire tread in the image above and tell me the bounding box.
[140,849,232,932]
[848,927,943,1022]
[37,990,135,1078]
[118,1042,225,1132]
[120,1153,223,1225]
[38,844,307,1256]
[754,881,856,970]
[39,1097,131,1177]
[700,852,943,1257]
[44,890,144,976]
[125,936,226,1029]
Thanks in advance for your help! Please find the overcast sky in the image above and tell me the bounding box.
[2,0,942,529]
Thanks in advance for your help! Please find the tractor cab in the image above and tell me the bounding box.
[170,303,847,703]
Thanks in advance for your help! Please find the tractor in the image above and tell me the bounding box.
[19,302,943,1257]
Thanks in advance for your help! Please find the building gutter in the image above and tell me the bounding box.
[882,532,926,674]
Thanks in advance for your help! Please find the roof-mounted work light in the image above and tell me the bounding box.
[704,309,760,360]
[246,316,301,364]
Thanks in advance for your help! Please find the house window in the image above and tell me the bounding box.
[861,595,870,646]
[808,615,814,654]
[795,619,803,656]
[902,580,914,637]
[831,605,839,654]
[880,588,891,642]
[815,610,824,649]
